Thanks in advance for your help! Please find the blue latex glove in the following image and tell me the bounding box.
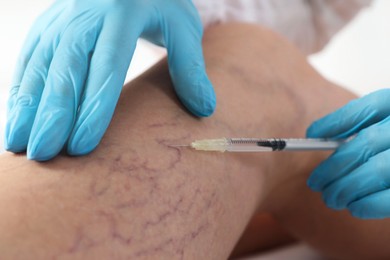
[5,0,216,161]
[307,89,390,219]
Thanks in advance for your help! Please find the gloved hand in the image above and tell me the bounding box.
[307,89,390,219]
[5,0,216,161]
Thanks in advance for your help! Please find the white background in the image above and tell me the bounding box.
[1,0,390,155]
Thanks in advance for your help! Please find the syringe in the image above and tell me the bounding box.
[172,138,346,152]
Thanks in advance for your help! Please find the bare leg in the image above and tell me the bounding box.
[231,213,296,258]
[267,143,390,259]
[1,23,381,260]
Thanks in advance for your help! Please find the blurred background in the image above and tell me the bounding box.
[1,0,389,155]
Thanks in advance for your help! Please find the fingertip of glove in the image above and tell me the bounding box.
[185,95,216,118]
[175,71,217,118]
[306,177,317,191]
[349,206,367,219]
[191,93,216,117]
[67,135,97,157]
[306,174,323,192]
[306,122,321,138]
[67,144,95,157]
[348,201,381,220]
[26,137,52,161]
[4,126,27,153]
[27,146,54,162]
[4,142,25,154]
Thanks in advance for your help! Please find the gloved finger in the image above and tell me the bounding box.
[307,89,390,138]
[322,149,390,210]
[8,30,41,114]
[27,16,102,161]
[7,2,65,113]
[67,15,138,156]
[348,189,390,219]
[308,117,390,191]
[5,31,41,153]
[163,2,216,117]
[4,22,62,153]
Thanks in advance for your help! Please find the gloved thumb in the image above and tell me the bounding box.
[307,89,390,138]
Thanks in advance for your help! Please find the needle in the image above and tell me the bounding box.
[168,144,191,148]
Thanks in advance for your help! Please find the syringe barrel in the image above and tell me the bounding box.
[226,138,274,152]
[284,139,344,151]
